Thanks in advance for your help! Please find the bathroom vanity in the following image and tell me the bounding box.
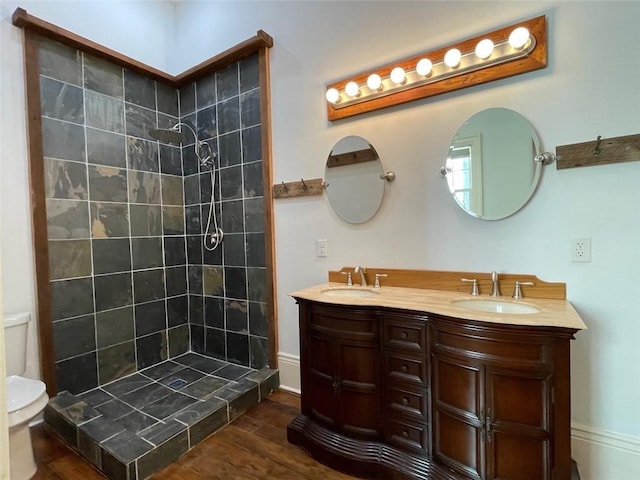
[287,268,586,480]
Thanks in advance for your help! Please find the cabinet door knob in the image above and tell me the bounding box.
[401,364,408,372]
[401,397,409,406]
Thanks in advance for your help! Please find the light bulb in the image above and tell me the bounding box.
[475,39,494,59]
[416,58,433,76]
[444,48,462,68]
[390,67,406,85]
[325,88,340,104]
[345,81,360,97]
[367,74,382,91]
[509,27,530,49]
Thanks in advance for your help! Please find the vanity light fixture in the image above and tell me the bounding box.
[325,16,547,121]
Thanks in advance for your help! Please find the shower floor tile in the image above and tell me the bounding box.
[173,352,228,373]
[44,352,279,480]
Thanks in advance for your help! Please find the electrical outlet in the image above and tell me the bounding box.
[571,237,591,262]
[316,239,328,257]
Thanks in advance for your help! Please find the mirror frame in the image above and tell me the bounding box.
[443,107,551,221]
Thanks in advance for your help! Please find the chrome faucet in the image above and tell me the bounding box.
[490,271,500,297]
[354,265,367,286]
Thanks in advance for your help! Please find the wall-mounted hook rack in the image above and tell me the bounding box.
[273,178,325,199]
[556,133,640,169]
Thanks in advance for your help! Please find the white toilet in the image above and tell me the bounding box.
[4,312,49,480]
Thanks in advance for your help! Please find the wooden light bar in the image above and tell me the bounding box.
[326,16,547,121]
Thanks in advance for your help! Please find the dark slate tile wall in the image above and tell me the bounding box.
[182,54,269,370]
[39,39,268,395]
[40,38,188,394]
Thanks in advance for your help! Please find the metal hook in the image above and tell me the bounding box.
[300,178,308,189]
[592,135,602,156]
[281,181,289,192]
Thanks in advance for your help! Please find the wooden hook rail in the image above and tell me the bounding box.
[556,133,640,169]
[273,178,325,199]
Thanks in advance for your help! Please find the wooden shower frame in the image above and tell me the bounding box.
[13,8,278,396]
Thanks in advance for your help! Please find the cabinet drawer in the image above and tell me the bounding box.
[385,353,427,386]
[308,304,378,341]
[383,316,427,352]
[384,416,428,456]
[385,383,428,421]
[431,323,548,367]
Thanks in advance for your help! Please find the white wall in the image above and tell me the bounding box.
[175,2,640,476]
[1,1,638,478]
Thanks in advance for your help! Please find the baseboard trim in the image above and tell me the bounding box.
[277,352,300,394]
[571,423,640,479]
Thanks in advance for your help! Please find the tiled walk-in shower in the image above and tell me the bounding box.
[45,352,279,479]
[33,31,276,480]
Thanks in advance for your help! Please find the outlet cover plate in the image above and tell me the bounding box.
[571,237,591,262]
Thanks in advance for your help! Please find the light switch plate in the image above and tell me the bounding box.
[316,239,328,257]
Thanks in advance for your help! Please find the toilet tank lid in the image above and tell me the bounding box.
[3,312,31,328]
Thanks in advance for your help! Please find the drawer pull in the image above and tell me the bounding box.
[402,397,409,406]
[401,331,408,338]
[402,430,409,437]
[401,364,408,372]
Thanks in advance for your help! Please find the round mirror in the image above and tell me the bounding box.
[444,108,542,220]
[325,135,384,224]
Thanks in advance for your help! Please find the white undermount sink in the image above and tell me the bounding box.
[321,287,380,298]
[452,298,540,315]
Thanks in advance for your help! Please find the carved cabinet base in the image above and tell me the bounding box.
[287,414,461,480]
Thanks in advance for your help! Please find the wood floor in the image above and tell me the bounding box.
[32,390,358,480]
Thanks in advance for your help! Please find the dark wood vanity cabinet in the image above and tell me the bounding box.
[288,300,578,480]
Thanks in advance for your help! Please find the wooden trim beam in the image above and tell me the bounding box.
[23,31,57,395]
[12,8,273,87]
[178,30,274,84]
[259,46,279,369]
[12,7,177,86]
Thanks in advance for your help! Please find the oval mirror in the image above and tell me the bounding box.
[444,108,542,220]
[325,135,385,224]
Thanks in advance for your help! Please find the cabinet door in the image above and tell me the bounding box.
[485,368,553,480]
[307,331,339,428]
[303,303,381,439]
[432,353,485,480]
[337,340,381,439]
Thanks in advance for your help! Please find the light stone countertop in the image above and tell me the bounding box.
[290,283,587,330]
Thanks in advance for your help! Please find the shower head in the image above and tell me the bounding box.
[149,122,215,169]
[148,127,188,144]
